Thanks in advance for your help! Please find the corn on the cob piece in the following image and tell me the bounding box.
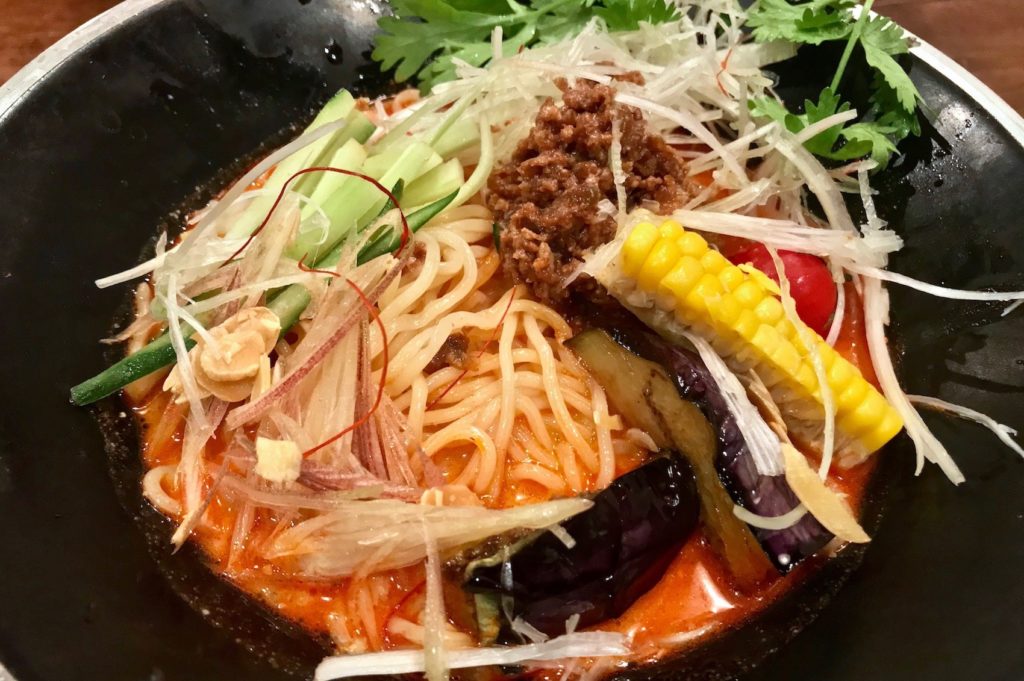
[603,220,903,465]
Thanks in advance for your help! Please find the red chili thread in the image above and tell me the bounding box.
[221,166,411,267]
[715,47,734,97]
[426,288,516,410]
[300,277,390,458]
[296,253,343,277]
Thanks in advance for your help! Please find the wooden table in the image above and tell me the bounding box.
[2,0,1023,113]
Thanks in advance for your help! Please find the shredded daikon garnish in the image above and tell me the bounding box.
[851,264,1024,302]
[314,632,628,680]
[681,331,784,476]
[266,496,593,577]
[862,278,965,483]
[548,524,577,549]
[511,617,551,643]
[909,395,1024,459]
[732,503,808,531]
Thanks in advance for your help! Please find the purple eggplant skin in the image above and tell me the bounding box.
[463,454,700,637]
[602,324,833,572]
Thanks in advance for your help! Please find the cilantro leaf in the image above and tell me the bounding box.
[746,0,856,45]
[747,1,923,169]
[749,96,794,127]
[860,16,920,113]
[595,0,681,31]
[870,71,921,139]
[372,0,509,83]
[750,88,900,168]
[371,0,680,89]
[835,121,898,166]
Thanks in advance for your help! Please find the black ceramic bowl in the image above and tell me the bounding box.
[0,2,1022,680]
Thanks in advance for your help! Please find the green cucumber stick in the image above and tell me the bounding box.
[431,118,479,159]
[289,141,436,261]
[293,109,376,196]
[226,90,357,239]
[356,191,459,265]
[356,147,441,225]
[300,138,368,221]
[400,158,464,209]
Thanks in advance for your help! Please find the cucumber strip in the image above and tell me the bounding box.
[294,109,375,196]
[362,146,442,180]
[431,118,480,159]
[400,158,464,209]
[289,141,435,262]
[300,138,368,221]
[226,90,357,239]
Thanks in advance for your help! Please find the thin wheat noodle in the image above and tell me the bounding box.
[510,463,568,493]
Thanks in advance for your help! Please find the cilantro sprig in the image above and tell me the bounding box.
[372,0,681,91]
[747,0,922,168]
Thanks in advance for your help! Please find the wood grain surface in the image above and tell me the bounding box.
[1,0,1022,113]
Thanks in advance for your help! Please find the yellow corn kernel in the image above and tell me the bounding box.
[658,220,685,240]
[637,238,681,292]
[733,280,764,308]
[659,256,704,300]
[682,277,715,313]
[835,379,870,415]
[751,325,782,359]
[827,354,856,388]
[723,309,756,343]
[860,410,905,454]
[838,391,891,438]
[754,297,785,325]
[818,343,839,370]
[712,295,742,327]
[719,265,746,292]
[771,340,803,379]
[622,222,660,278]
[794,364,819,394]
[699,249,728,275]
[677,231,707,257]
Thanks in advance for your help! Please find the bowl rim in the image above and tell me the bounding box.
[1,1,1020,144]
[0,2,1021,681]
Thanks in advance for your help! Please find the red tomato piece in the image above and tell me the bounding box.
[728,244,838,336]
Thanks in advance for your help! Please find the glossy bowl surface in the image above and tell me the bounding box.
[0,3,1021,680]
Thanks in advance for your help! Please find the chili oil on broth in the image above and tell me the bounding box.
[126,196,877,666]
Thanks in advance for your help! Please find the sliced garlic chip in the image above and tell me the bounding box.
[255,437,302,483]
[782,444,870,543]
[165,306,282,405]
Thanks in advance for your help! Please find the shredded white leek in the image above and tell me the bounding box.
[851,265,1024,302]
[548,524,577,549]
[421,519,449,681]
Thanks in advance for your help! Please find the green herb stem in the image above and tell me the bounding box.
[831,0,877,92]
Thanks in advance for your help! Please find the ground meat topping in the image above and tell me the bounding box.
[486,77,691,305]
[424,332,470,374]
